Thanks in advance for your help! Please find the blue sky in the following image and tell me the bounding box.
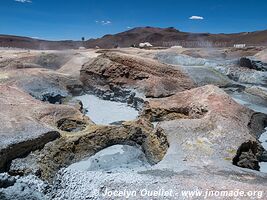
[0,0,267,40]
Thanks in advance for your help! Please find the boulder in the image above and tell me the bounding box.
[0,173,16,188]
[80,52,195,98]
[0,85,90,171]
[239,57,267,71]
[1,68,83,103]
[142,85,266,170]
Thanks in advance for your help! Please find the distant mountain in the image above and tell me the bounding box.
[1,27,267,49]
[0,35,82,50]
[85,27,267,48]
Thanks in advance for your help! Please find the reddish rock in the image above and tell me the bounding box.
[0,85,90,171]
[142,85,266,170]
[80,52,195,98]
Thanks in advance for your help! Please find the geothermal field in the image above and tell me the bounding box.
[2,0,267,198]
[0,44,266,199]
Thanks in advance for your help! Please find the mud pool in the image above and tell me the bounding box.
[68,145,151,172]
[74,94,139,125]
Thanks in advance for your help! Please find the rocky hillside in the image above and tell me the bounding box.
[0,35,82,50]
[85,27,267,48]
[1,27,267,49]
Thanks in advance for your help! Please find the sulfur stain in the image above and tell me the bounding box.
[227,149,236,154]
[0,73,9,80]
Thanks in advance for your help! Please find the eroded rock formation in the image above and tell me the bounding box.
[80,52,195,98]
[142,85,266,170]
[0,85,90,171]
[9,119,169,181]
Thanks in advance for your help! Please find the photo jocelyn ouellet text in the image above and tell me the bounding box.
[91,188,264,199]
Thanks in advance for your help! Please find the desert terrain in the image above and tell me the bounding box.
[0,44,267,199]
[1,27,267,50]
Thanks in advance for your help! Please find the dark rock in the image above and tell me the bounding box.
[248,112,267,138]
[62,98,83,112]
[233,141,263,171]
[239,57,267,71]
[88,87,144,110]
[9,154,40,176]
[237,150,260,170]
[109,121,125,125]
[57,118,87,132]
[260,151,267,162]
[42,93,65,104]
[20,76,69,104]
[239,57,254,69]
[0,173,16,188]
[66,84,84,96]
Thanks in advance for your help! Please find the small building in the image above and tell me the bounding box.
[234,44,246,48]
[170,45,183,49]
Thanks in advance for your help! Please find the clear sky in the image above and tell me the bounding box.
[1,0,267,40]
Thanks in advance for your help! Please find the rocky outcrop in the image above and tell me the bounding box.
[142,85,266,171]
[205,60,267,86]
[255,48,267,63]
[9,119,169,181]
[239,57,267,71]
[155,52,234,87]
[248,112,267,138]
[0,173,16,188]
[1,68,83,103]
[0,52,71,70]
[245,86,267,101]
[0,85,90,171]
[46,85,267,200]
[80,52,195,98]
[155,52,267,86]
[0,50,87,103]
[1,48,267,199]
[233,141,263,171]
[180,47,263,60]
[33,52,71,70]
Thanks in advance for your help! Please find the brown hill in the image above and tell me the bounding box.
[85,27,267,48]
[0,35,82,50]
[1,27,267,49]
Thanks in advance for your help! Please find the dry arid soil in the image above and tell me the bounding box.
[0,46,267,200]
